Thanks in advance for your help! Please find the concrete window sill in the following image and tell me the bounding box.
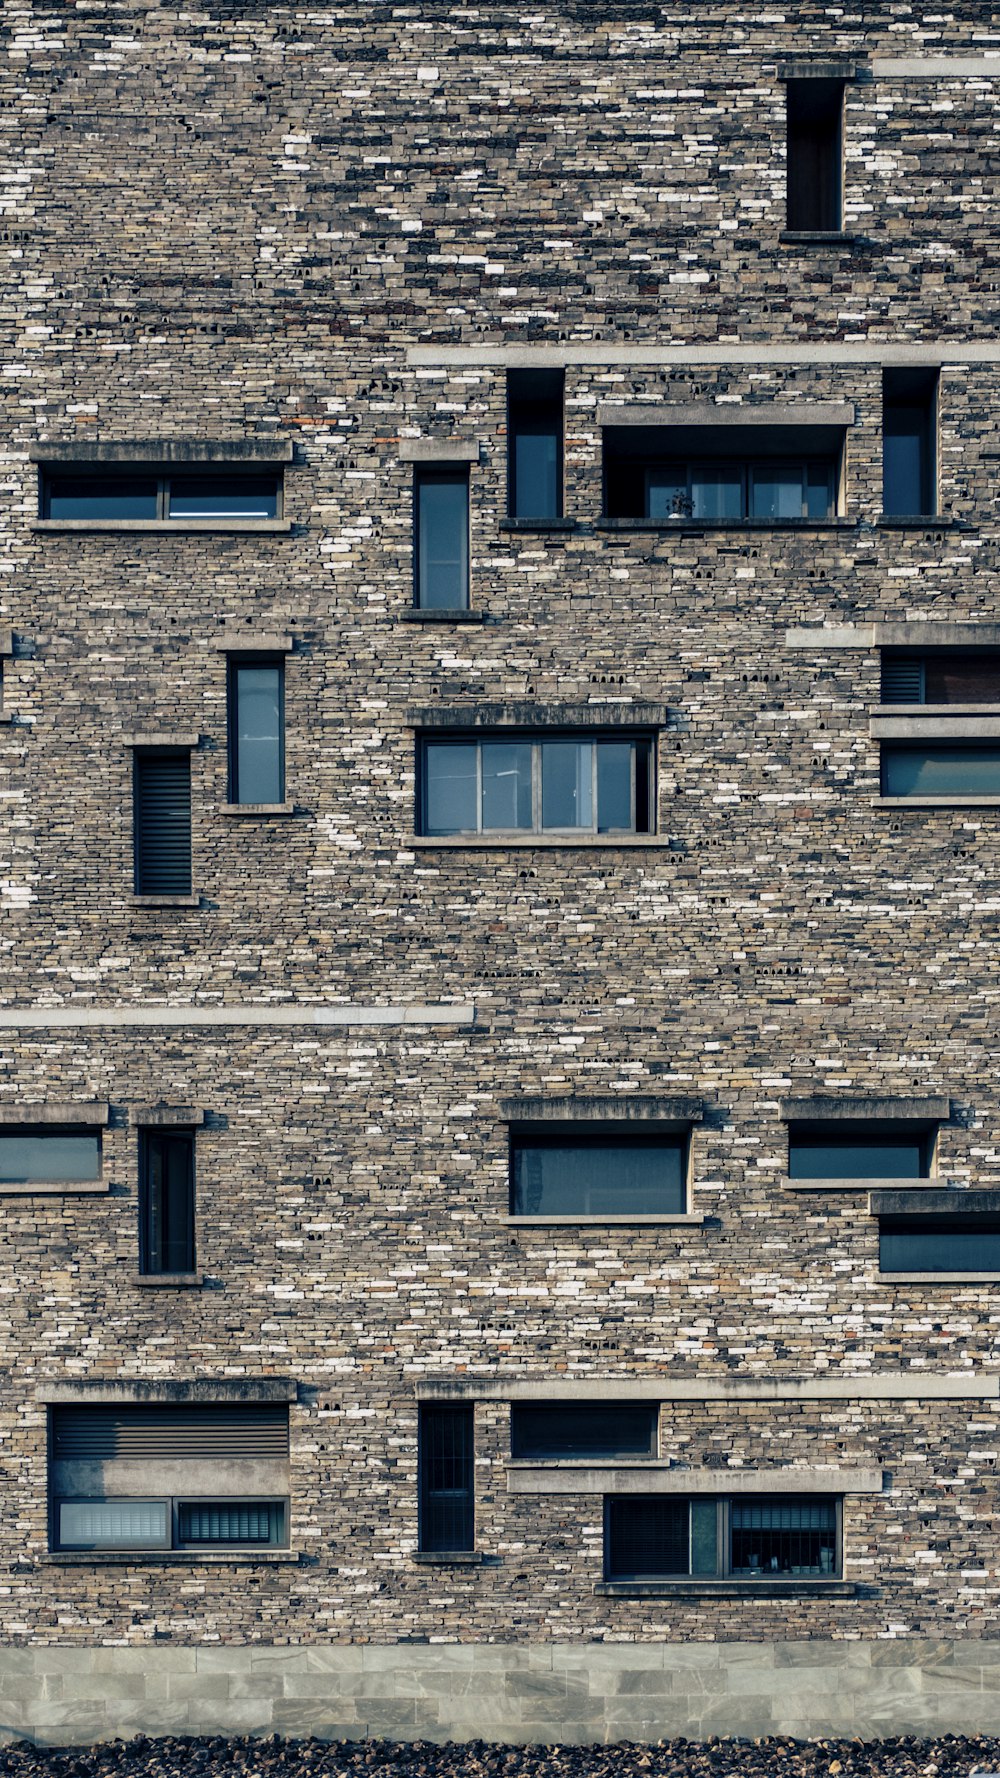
[596,517,854,534]
[400,609,486,624]
[876,515,952,529]
[781,1176,935,1192]
[499,518,578,533]
[410,835,673,850]
[595,1580,860,1598]
[31,519,292,535]
[219,802,295,817]
[778,231,858,246]
[879,1272,1000,1284]
[42,1550,297,1566]
[0,1180,107,1196]
[130,895,201,907]
[132,1272,204,1289]
[504,1213,707,1226]
[875,796,1000,808]
[411,1551,486,1566]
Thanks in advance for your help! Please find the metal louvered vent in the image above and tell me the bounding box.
[178,1502,283,1545]
[133,751,192,895]
[51,1403,289,1462]
[881,657,925,704]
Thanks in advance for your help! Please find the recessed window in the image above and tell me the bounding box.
[511,1402,658,1460]
[879,1215,1000,1274]
[882,369,937,517]
[165,473,278,519]
[881,746,1000,799]
[789,1121,933,1181]
[414,468,469,610]
[420,735,653,836]
[882,653,1000,706]
[605,1495,840,1582]
[602,427,842,522]
[0,1128,100,1186]
[785,79,844,232]
[418,1403,474,1554]
[40,468,281,521]
[56,1497,286,1552]
[133,750,192,895]
[510,1131,686,1215]
[228,656,285,805]
[42,473,159,521]
[139,1129,195,1276]
[507,370,564,519]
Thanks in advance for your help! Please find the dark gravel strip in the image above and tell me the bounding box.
[0,1737,995,1778]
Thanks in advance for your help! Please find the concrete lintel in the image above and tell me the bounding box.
[0,1003,476,1031]
[415,1371,997,1402]
[122,733,199,750]
[408,342,1000,369]
[785,625,876,651]
[871,1188,1000,1215]
[0,629,12,658]
[398,439,480,463]
[872,715,1000,740]
[0,1102,109,1127]
[37,1378,296,1405]
[408,702,667,729]
[214,633,293,653]
[129,1106,205,1128]
[52,1458,289,1498]
[506,1464,882,1497]
[596,401,854,428]
[501,1094,703,1124]
[29,439,293,465]
[780,1095,949,1122]
[871,56,1000,77]
[778,61,860,81]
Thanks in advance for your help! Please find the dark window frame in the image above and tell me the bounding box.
[788,1119,936,1182]
[879,1214,1000,1275]
[507,369,565,520]
[511,1402,659,1461]
[881,743,1000,800]
[39,467,283,522]
[227,653,286,805]
[139,1127,196,1277]
[0,1126,101,1186]
[132,747,193,896]
[882,369,938,519]
[644,457,837,522]
[413,466,470,611]
[881,652,1000,707]
[418,1402,475,1554]
[785,78,844,233]
[418,731,655,837]
[508,1126,690,1217]
[604,1494,843,1583]
[53,1495,288,1553]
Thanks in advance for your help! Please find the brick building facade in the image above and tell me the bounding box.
[1,0,1000,1744]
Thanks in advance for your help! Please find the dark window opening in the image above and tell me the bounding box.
[40,469,281,521]
[0,1129,100,1185]
[166,473,278,519]
[55,1497,287,1552]
[880,1215,1000,1274]
[140,1129,195,1276]
[418,1403,474,1553]
[41,473,159,521]
[881,653,1000,706]
[786,79,843,232]
[50,1403,289,1462]
[228,656,285,805]
[176,1501,285,1546]
[602,426,841,521]
[882,369,937,517]
[788,1121,933,1181]
[414,469,469,610]
[882,745,1000,799]
[507,369,564,519]
[511,1402,658,1460]
[420,734,653,836]
[510,1132,686,1216]
[604,1495,839,1581]
[133,750,192,896]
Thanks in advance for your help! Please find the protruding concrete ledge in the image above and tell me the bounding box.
[875,795,1000,808]
[123,733,200,749]
[780,1095,949,1122]
[42,1551,298,1566]
[408,701,667,729]
[872,714,1000,740]
[415,1371,997,1402]
[872,56,1000,76]
[409,342,1000,368]
[597,516,852,533]
[220,802,296,816]
[502,1094,703,1124]
[398,439,480,463]
[596,401,855,428]
[0,1102,109,1126]
[595,1580,862,1599]
[782,1175,938,1192]
[29,439,294,465]
[214,633,293,652]
[129,1106,205,1127]
[505,1214,707,1226]
[779,232,859,247]
[871,704,999,719]
[0,1003,475,1030]
[131,1273,204,1289]
[32,519,292,535]
[871,1188,1000,1215]
[401,608,486,623]
[37,1378,295,1404]
[411,835,674,849]
[880,1273,1000,1284]
[876,515,953,528]
[131,895,201,908]
[506,1464,883,1497]
[0,1180,107,1196]
[787,621,1000,650]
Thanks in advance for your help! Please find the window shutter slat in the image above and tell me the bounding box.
[134,754,192,894]
[51,1404,288,1461]
[881,658,924,704]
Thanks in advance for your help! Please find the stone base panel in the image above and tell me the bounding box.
[4,1640,1000,1746]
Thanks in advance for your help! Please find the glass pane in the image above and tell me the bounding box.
[511,1403,657,1459]
[883,746,1000,798]
[423,743,477,835]
[45,475,158,520]
[0,1133,100,1184]
[419,1405,474,1553]
[234,664,282,804]
[541,742,593,829]
[924,656,1000,704]
[513,424,559,520]
[883,409,930,516]
[167,474,278,518]
[690,1500,719,1576]
[606,1498,689,1579]
[57,1499,169,1550]
[482,743,532,830]
[806,462,835,518]
[144,1132,195,1275]
[789,1135,925,1180]
[691,466,742,520]
[596,743,634,831]
[511,1139,686,1216]
[880,1217,1000,1273]
[750,464,804,520]
[417,474,468,609]
[646,468,689,520]
[731,1498,836,1576]
[178,1503,279,1544]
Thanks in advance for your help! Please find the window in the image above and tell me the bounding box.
[602,427,842,521]
[882,653,1000,705]
[881,746,1000,799]
[228,656,285,805]
[140,1129,195,1276]
[785,80,843,232]
[0,1128,100,1186]
[40,468,281,521]
[414,468,469,610]
[647,460,834,522]
[49,1402,290,1553]
[511,1402,657,1460]
[418,1403,474,1553]
[420,734,653,836]
[788,1121,933,1182]
[133,750,192,895]
[882,370,937,517]
[605,1495,840,1582]
[510,1131,686,1216]
[879,1215,1000,1274]
[507,370,564,519]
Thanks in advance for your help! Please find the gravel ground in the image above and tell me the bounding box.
[0,1738,995,1778]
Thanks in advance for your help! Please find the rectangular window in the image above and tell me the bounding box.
[603,424,843,522]
[166,473,278,519]
[879,1215,1000,1274]
[228,656,285,805]
[507,370,564,519]
[175,1501,285,1547]
[41,473,159,521]
[510,1132,686,1216]
[133,750,192,895]
[786,79,843,232]
[881,654,1000,706]
[418,1403,474,1553]
[414,469,469,610]
[40,469,281,521]
[605,1495,839,1581]
[788,1122,933,1181]
[420,735,653,836]
[881,746,1000,799]
[56,1498,286,1552]
[0,1129,100,1186]
[882,370,937,517]
[140,1129,196,1276]
[644,459,835,523]
[511,1402,658,1460]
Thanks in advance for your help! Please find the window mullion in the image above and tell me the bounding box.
[532,741,541,833]
[476,742,483,833]
[157,477,168,520]
[590,741,598,833]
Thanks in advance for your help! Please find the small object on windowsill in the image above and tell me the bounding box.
[401,608,486,623]
[411,1550,486,1565]
[220,802,295,816]
[132,1272,204,1289]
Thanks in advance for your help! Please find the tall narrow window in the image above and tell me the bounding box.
[140,1129,195,1276]
[786,80,844,232]
[133,751,192,895]
[228,657,284,805]
[507,370,564,519]
[418,1403,474,1553]
[414,469,469,610]
[883,369,937,516]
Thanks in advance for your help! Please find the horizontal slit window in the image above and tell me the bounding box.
[166,473,278,519]
[50,1403,289,1462]
[177,1501,285,1546]
[0,1129,100,1185]
[40,469,281,521]
[605,1495,840,1581]
[54,1497,287,1552]
[41,473,159,521]
[421,734,653,836]
[511,1402,658,1460]
[56,1499,170,1552]
[602,427,843,522]
[788,1121,933,1181]
[510,1132,686,1215]
[879,1215,1000,1274]
[881,654,1000,706]
[882,745,1000,799]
